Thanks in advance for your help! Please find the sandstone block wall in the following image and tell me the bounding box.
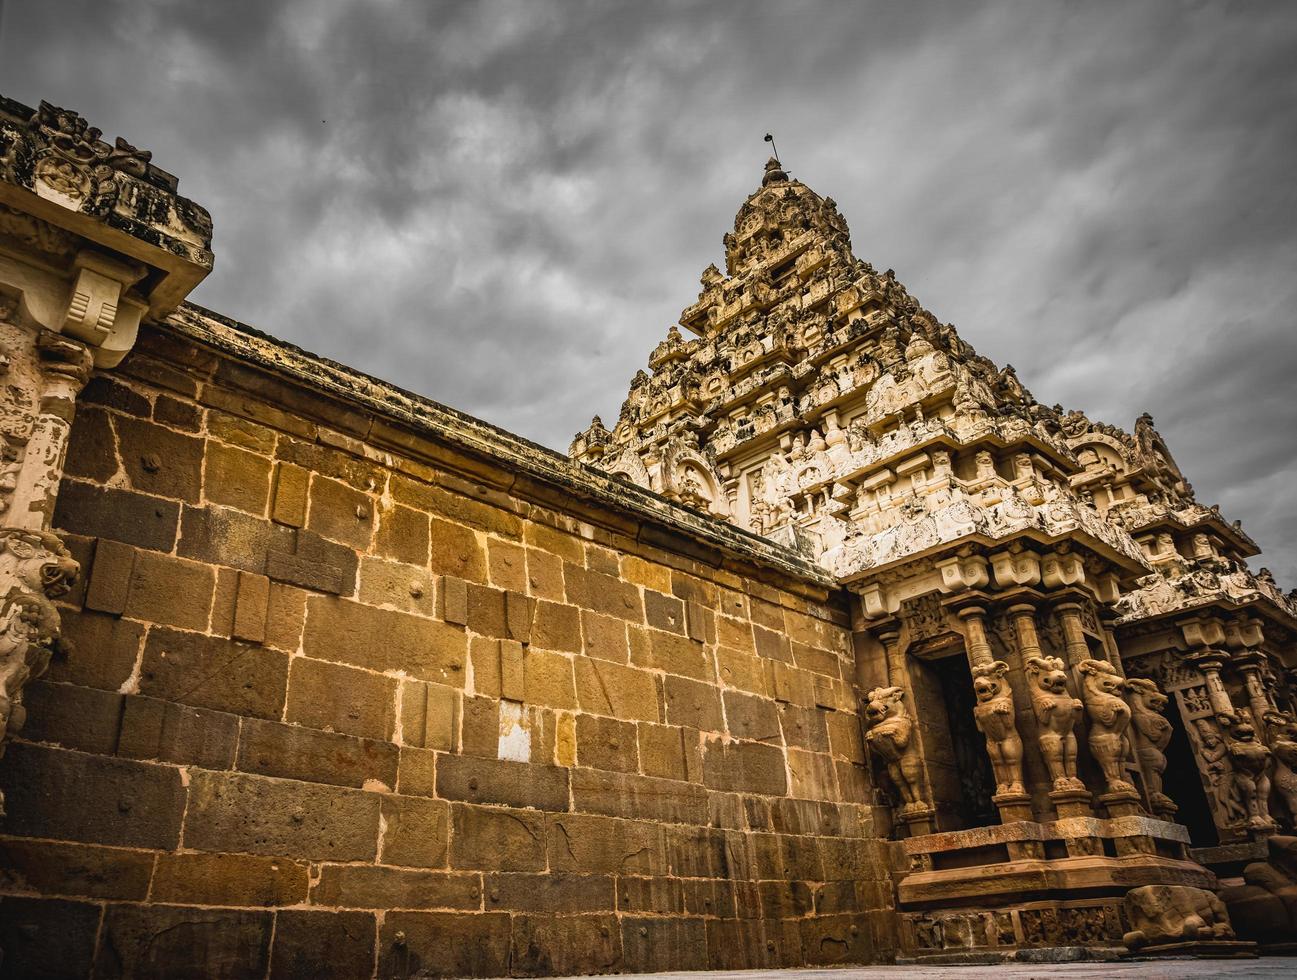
[0,317,896,978]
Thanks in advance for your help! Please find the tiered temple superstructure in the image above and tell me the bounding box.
[573,157,1297,956]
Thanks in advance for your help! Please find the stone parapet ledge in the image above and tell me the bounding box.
[163,303,834,596]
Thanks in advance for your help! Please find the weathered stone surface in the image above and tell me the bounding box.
[437,754,570,811]
[576,713,640,773]
[205,441,272,514]
[0,839,154,900]
[312,865,481,909]
[235,717,399,789]
[285,656,397,741]
[0,897,101,979]
[575,657,659,722]
[94,904,272,979]
[547,812,664,874]
[380,911,511,979]
[54,481,180,552]
[303,596,466,683]
[18,680,122,754]
[485,871,615,912]
[0,743,185,849]
[150,852,309,906]
[140,627,289,719]
[48,610,145,690]
[570,768,709,825]
[381,794,450,868]
[665,675,725,732]
[619,916,708,973]
[703,738,789,796]
[450,803,546,871]
[184,770,381,861]
[118,695,240,768]
[511,913,622,977]
[270,909,376,980]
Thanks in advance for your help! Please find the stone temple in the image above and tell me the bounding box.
[0,93,1294,976]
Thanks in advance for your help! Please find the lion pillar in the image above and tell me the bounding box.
[0,98,212,811]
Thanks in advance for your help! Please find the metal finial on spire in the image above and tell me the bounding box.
[763,132,780,164]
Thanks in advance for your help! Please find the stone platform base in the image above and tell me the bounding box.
[897,945,1123,965]
[1123,940,1257,959]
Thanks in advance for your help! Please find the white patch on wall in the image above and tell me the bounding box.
[498,698,531,762]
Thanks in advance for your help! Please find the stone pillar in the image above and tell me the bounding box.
[0,96,212,812]
[1012,602,1092,820]
[861,627,935,836]
[1058,601,1142,817]
[959,606,1031,823]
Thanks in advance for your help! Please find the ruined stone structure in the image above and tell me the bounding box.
[0,94,1292,976]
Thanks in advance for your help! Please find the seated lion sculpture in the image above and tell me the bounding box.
[1121,884,1234,950]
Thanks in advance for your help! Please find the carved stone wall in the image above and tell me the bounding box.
[0,313,895,976]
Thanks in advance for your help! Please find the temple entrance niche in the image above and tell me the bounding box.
[929,651,999,827]
[898,596,1001,832]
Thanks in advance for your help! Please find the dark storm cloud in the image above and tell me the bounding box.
[3,0,1295,578]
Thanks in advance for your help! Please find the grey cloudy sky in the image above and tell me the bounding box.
[3,0,1296,580]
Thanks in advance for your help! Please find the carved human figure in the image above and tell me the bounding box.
[1077,658,1135,795]
[1195,717,1246,825]
[1025,655,1084,791]
[1226,717,1278,831]
[1121,884,1235,950]
[1126,677,1174,813]
[1263,710,1297,827]
[862,685,926,812]
[971,660,1025,797]
[0,527,78,813]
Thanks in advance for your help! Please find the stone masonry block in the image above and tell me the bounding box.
[84,538,134,614]
[450,803,546,872]
[441,574,469,625]
[271,461,309,527]
[233,569,270,643]
[235,717,399,790]
[380,794,450,868]
[270,910,376,980]
[401,680,460,751]
[184,770,381,862]
[437,754,570,811]
[149,851,309,906]
[0,743,185,849]
[286,656,396,742]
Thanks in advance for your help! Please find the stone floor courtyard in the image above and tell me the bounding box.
[575,960,1297,980]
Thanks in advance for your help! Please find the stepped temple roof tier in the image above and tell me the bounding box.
[570,157,1295,632]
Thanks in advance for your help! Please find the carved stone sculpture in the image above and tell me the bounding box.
[1121,884,1235,950]
[1195,717,1246,825]
[1126,677,1175,815]
[1025,655,1084,791]
[1226,717,1278,831]
[970,659,1024,797]
[862,685,926,814]
[1263,710,1297,828]
[1218,835,1297,948]
[0,527,78,814]
[1077,658,1135,795]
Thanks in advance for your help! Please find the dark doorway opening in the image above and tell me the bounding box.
[1163,707,1219,846]
[932,652,999,828]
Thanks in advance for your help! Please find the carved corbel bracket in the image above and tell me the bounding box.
[1042,551,1086,590]
[991,545,1041,589]
[936,553,989,593]
[62,251,148,368]
[1181,616,1227,651]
